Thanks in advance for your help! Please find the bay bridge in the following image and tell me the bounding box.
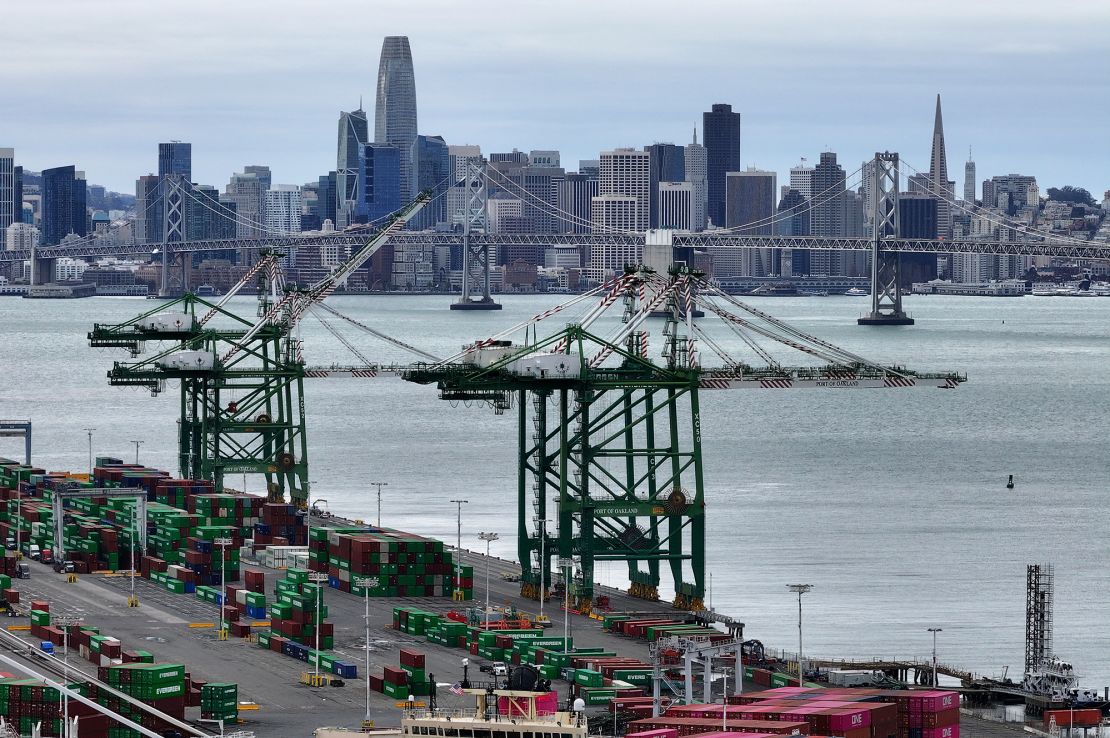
[7,151,1108,325]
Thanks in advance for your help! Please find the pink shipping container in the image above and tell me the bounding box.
[920,726,959,738]
[627,731,681,738]
[826,708,871,732]
[913,692,959,713]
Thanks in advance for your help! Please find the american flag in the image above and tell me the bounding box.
[449,682,465,696]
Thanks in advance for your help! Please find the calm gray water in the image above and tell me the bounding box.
[2,293,1108,687]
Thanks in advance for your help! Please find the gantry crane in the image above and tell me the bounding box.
[404,265,964,611]
[88,193,431,505]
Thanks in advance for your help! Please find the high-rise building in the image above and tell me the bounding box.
[594,148,650,232]
[529,150,560,167]
[808,152,847,276]
[336,107,369,228]
[375,36,418,201]
[789,162,814,201]
[724,168,777,276]
[0,148,14,231]
[487,192,525,235]
[555,172,598,234]
[774,188,810,276]
[317,171,338,228]
[13,166,23,225]
[702,103,741,227]
[899,193,939,284]
[41,165,87,246]
[356,143,401,225]
[5,222,38,251]
[923,95,955,238]
[964,148,976,203]
[658,181,694,231]
[158,142,192,181]
[982,174,1038,214]
[264,185,303,234]
[578,160,600,178]
[411,134,450,229]
[644,143,685,228]
[684,130,707,232]
[135,175,160,244]
[223,168,269,238]
[490,150,529,166]
[186,184,236,242]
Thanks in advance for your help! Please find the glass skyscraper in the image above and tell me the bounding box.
[357,143,401,225]
[411,135,449,229]
[702,104,741,228]
[336,108,368,228]
[41,165,87,245]
[375,36,418,202]
[158,142,192,180]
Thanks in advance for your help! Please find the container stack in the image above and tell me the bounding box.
[0,573,17,605]
[99,663,187,734]
[200,682,239,722]
[268,568,333,649]
[183,526,242,584]
[399,649,432,696]
[255,502,306,546]
[188,494,264,538]
[0,677,107,738]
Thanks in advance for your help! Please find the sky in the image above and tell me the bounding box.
[4,0,1109,197]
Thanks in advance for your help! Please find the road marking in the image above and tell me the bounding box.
[188,623,216,628]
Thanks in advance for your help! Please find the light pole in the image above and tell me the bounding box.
[534,517,550,622]
[786,584,813,687]
[308,571,329,685]
[369,482,388,527]
[82,428,95,478]
[303,490,320,563]
[928,627,943,688]
[129,439,144,465]
[128,503,139,607]
[478,532,499,628]
[55,615,81,738]
[450,500,468,601]
[214,538,233,640]
[355,575,379,726]
[559,557,574,651]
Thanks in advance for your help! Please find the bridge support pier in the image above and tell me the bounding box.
[859,152,914,326]
[452,162,501,311]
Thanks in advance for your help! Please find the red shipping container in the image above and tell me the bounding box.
[920,726,959,738]
[1045,710,1102,729]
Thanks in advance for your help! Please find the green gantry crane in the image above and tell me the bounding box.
[405,265,965,612]
[88,193,432,506]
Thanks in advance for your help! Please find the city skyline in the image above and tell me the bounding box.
[4,1,1107,195]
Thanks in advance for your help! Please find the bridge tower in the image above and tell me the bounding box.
[451,162,502,310]
[1025,563,1054,675]
[160,175,187,297]
[858,152,914,326]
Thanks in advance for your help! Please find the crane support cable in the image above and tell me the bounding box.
[198,253,281,326]
[314,302,441,362]
[308,307,375,366]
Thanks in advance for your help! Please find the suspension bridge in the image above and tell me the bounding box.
[7,151,1107,325]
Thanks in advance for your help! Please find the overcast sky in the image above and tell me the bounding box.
[5,0,1108,197]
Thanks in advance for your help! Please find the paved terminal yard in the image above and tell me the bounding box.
[2,532,677,736]
[0,524,1026,738]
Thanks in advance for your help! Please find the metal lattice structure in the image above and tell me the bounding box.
[453,162,499,310]
[859,153,912,325]
[160,175,187,296]
[1025,563,1055,675]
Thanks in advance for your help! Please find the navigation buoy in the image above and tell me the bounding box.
[1007,474,1015,489]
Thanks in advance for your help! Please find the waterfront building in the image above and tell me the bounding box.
[644,143,685,228]
[0,148,14,231]
[376,36,418,201]
[41,165,87,246]
[5,222,38,251]
[555,172,598,234]
[545,244,581,270]
[264,185,302,234]
[596,148,650,232]
[702,103,741,228]
[684,130,707,232]
[158,142,191,181]
[658,182,694,232]
[336,107,369,228]
[411,134,450,229]
[356,143,401,225]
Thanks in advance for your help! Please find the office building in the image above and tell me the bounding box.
[684,130,707,231]
[490,150,529,166]
[658,181,694,231]
[487,192,525,235]
[925,95,954,238]
[376,36,418,200]
[158,142,192,180]
[983,174,1038,214]
[555,172,598,234]
[336,107,369,228]
[808,152,846,275]
[264,185,303,234]
[645,143,685,228]
[789,163,814,201]
[356,143,401,225]
[724,168,777,276]
[774,189,810,276]
[899,193,939,284]
[316,171,338,228]
[0,149,15,231]
[594,148,650,232]
[223,168,269,238]
[578,160,600,178]
[520,164,564,234]
[41,165,87,246]
[964,149,976,203]
[529,150,560,167]
[186,184,236,242]
[5,222,38,251]
[135,175,160,244]
[411,134,450,229]
[702,103,741,227]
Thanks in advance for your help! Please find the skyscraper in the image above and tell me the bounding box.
[556,172,598,234]
[356,143,401,224]
[0,148,14,231]
[223,168,269,238]
[135,175,160,244]
[725,168,777,276]
[594,148,650,232]
[658,181,694,231]
[41,165,87,246]
[375,36,418,201]
[336,107,369,228]
[808,152,847,275]
[926,95,954,238]
[264,185,303,234]
[964,149,976,203]
[702,103,741,227]
[684,130,707,232]
[644,143,685,228]
[789,162,814,201]
[411,134,450,229]
[158,142,192,181]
